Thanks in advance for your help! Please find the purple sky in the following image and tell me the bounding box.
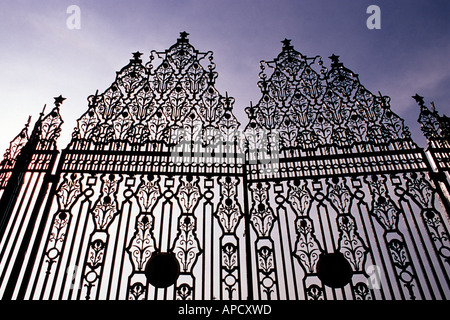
[0,0,449,153]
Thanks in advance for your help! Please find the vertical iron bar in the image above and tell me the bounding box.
[242,153,254,300]
[4,151,59,300]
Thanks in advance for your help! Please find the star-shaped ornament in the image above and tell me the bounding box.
[412,94,424,105]
[180,31,189,39]
[281,38,292,50]
[54,95,66,106]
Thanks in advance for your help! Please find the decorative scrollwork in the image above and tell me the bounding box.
[415,95,450,142]
[365,175,400,230]
[215,176,243,234]
[127,214,156,271]
[127,175,161,271]
[245,39,411,152]
[136,175,161,212]
[44,173,82,274]
[128,282,147,300]
[288,179,312,216]
[306,284,323,300]
[172,214,201,273]
[293,217,323,273]
[91,174,121,230]
[70,32,239,152]
[38,105,64,149]
[249,182,276,237]
[176,175,202,214]
[222,242,239,299]
[258,246,275,274]
[421,209,450,266]
[388,237,417,300]
[176,283,193,300]
[0,118,29,176]
[354,282,372,300]
[403,172,450,266]
[257,245,276,299]
[327,177,352,215]
[337,216,367,271]
[56,173,82,210]
[404,172,434,208]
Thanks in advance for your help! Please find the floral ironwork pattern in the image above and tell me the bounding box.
[415,96,450,172]
[43,173,82,274]
[215,176,243,234]
[172,175,202,300]
[127,176,161,271]
[222,242,239,299]
[337,216,367,272]
[90,174,121,230]
[249,182,276,237]
[403,172,450,267]
[388,238,417,300]
[0,34,449,302]
[306,284,323,300]
[288,179,312,216]
[70,32,239,152]
[257,245,277,299]
[245,39,411,152]
[80,174,122,300]
[0,118,30,188]
[129,282,146,300]
[293,217,323,274]
[415,95,450,142]
[354,282,372,300]
[365,175,400,230]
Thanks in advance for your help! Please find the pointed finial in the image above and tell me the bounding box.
[131,51,143,63]
[179,31,189,43]
[26,115,32,128]
[54,95,66,107]
[224,92,232,110]
[40,104,47,117]
[412,94,424,106]
[329,54,339,62]
[281,38,292,50]
[329,54,343,68]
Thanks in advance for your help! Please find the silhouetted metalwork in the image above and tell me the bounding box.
[0,33,448,300]
[415,94,450,175]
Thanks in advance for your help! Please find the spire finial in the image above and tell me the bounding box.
[412,94,425,106]
[281,38,292,50]
[25,115,32,128]
[131,51,143,63]
[329,54,343,68]
[179,31,189,43]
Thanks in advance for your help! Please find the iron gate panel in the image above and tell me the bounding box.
[244,39,450,300]
[0,33,449,300]
[23,173,247,300]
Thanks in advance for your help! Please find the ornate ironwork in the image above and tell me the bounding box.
[415,94,450,175]
[0,33,448,301]
[243,38,449,300]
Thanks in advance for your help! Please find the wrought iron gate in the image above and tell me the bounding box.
[0,33,449,300]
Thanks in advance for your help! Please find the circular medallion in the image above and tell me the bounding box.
[316,252,353,288]
[145,252,180,288]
